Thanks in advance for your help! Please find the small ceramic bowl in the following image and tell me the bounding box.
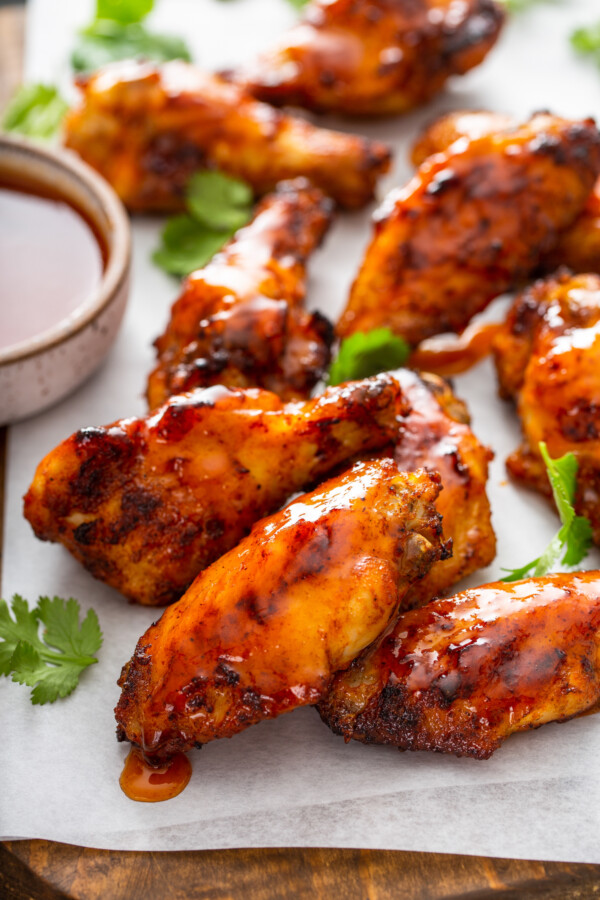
[0,135,131,425]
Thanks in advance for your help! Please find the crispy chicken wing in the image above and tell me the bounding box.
[319,571,600,758]
[23,375,411,606]
[411,109,600,276]
[148,179,333,409]
[337,114,600,344]
[224,0,504,117]
[63,60,391,212]
[391,370,495,604]
[493,271,600,545]
[115,459,448,760]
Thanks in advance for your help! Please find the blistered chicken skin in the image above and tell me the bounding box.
[320,571,600,758]
[63,60,391,212]
[225,0,504,116]
[115,459,448,760]
[493,270,600,545]
[337,114,600,344]
[23,375,411,606]
[148,179,333,409]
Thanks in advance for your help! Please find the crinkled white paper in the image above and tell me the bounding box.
[2,0,600,858]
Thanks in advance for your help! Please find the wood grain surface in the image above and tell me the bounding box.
[2,5,600,897]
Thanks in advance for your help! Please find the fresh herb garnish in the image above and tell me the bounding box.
[153,171,254,277]
[501,443,593,582]
[0,595,103,704]
[2,83,68,140]
[327,328,411,386]
[284,0,310,9]
[71,0,191,73]
[571,22,600,67]
[498,0,552,12]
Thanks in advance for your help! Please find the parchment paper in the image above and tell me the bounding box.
[2,0,600,859]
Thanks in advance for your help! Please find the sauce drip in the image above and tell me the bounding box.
[0,182,104,352]
[119,747,192,802]
[409,322,503,376]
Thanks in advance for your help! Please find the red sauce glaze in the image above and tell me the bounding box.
[119,747,192,802]
[409,321,503,376]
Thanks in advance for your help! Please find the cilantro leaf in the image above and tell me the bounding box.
[501,443,593,582]
[2,84,68,140]
[152,214,235,277]
[571,23,600,66]
[0,595,102,704]
[96,0,154,25]
[327,328,411,386]
[186,171,253,232]
[285,0,310,9]
[71,20,191,73]
[498,0,553,12]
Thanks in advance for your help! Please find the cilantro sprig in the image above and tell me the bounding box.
[71,0,191,74]
[501,443,593,582]
[153,171,254,277]
[0,595,102,704]
[571,22,600,67]
[2,84,68,141]
[327,328,411,386]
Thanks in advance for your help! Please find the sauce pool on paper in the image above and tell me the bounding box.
[120,747,192,802]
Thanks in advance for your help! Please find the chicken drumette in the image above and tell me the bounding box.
[337,114,600,345]
[23,375,411,606]
[411,109,600,277]
[225,0,504,117]
[493,270,600,546]
[115,459,448,760]
[320,571,600,758]
[63,60,391,212]
[148,179,333,409]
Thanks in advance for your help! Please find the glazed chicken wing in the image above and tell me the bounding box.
[224,0,504,117]
[391,370,495,604]
[23,375,411,606]
[63,60,391,212]
[337,114,600,345]
[411,109,600,276]
[493,271,600,545]
[115,459,448,760]
[148,179,333,409]
[320,571,600,758]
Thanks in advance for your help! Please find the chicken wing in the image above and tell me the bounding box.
[115,459,448,760]
[224,0,504,117]
[391,369,495,604]
[23,375,411,606]
[337,114,600,345]
[319,571,600,758]
[411,109,600,276]
[493,270,600,545]
[148,179,333,409]
[63,60,391,212]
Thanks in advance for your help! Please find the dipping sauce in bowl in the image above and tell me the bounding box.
[0,180,106,351]
[0,135,131,424]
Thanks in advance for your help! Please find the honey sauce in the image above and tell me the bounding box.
[119,747,192,803]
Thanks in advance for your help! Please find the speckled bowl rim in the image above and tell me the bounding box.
[0,134,131,366]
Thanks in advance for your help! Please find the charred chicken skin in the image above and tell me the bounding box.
[337,114,600,345]
[148,179,333,409]
[63,60,391,212]
[390,370,495,605]
[23,375,412,606]
[115,458,448,760]
[411,109,600,276]
[224,0,504,117]
[319,571,600,759]
[493,271,600,545]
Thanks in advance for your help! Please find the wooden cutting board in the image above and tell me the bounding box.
[2,8,600,897]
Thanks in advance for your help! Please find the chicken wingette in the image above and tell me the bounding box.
[319,571,600,758]
[115,459,448,760]
[337,114,600,345]
[493,270,600,546]
[148,179,333,409]
[23,375,412,606]
[63,60,391,212]
[411,109,600,276]
[390,369,495,605]
[224,0,504,117]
